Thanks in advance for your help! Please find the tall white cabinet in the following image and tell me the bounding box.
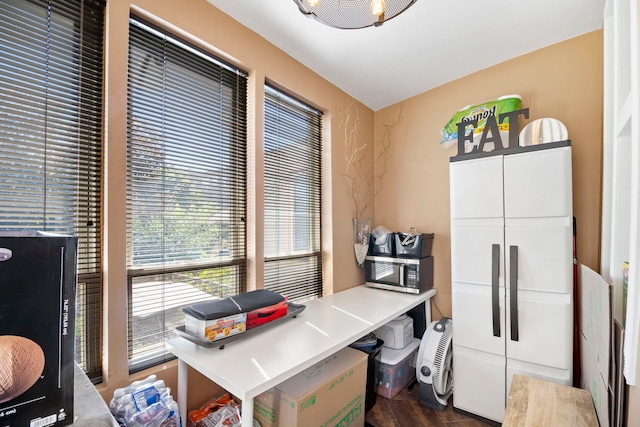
[450,142,574,423]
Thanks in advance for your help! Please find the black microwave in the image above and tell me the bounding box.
[364,255,433,294]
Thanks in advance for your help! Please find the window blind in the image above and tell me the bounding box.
[126,18,248,372]
[263,84,323,301]
[0,0,105,381]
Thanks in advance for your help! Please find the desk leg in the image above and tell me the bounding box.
[242,397,254,427]
[424,298,432,324]
[178,359,188,427]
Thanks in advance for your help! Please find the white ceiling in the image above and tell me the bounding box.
[206,0,605,111]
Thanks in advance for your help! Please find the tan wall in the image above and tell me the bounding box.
[100,0,374,408]
[373,31,603,319]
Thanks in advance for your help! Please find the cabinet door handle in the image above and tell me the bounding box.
[492,244,500,337]
[510,245,519,341]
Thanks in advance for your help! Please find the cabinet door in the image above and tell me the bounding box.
[505,291,573,374]
[505,220,573,294]
[503,146,574,385]
[450,156,504,220]
[453,346,507,423]
[451,230,507,422]
[503,146,573,294]
[503,231,573,381]
[503,146,572,219]
[451,156,507,421]
[451,225,505,352]
[451,155,506,354]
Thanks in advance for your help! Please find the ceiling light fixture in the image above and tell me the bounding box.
[294,0,417,29]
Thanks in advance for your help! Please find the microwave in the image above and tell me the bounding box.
[364,255,433,294]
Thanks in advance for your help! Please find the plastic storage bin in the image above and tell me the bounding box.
[375,338,420,399]
[375,314,414,350]
[350,335,384,413]
[368,233,395,257]
[394,233,434,258]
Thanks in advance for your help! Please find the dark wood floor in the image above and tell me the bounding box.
[365,382,491,427]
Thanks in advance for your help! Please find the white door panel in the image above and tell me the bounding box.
[453,348,506,423]
[506,295,573,370]
[451,224,504,287]
[450,156,504,219]
[503,146,572,219]
[452,283,505,355]
[505,221,573,294]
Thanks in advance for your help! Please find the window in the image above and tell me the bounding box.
[0,0,105,381]
[263,84,322,301]
[126,18,247,372]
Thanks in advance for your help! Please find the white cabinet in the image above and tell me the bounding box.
[450,144,574,423]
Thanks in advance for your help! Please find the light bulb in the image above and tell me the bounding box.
[307,0,320,7]
[0,248,11,261]
[370,0,385,17]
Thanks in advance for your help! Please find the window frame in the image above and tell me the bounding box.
[263,83,323,302]
[0,0,105,382]
[125,16,248,373]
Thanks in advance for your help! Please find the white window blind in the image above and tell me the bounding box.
[0,0,105,382]
[126,18,248,372]
[264,84,323,301]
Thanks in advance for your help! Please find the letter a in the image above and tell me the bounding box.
[478,115,503,152]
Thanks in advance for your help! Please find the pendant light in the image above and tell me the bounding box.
[294,0,417,29]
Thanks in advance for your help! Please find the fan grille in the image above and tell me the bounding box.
[432,320,453,397]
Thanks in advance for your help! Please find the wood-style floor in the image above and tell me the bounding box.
[365,382,491,427]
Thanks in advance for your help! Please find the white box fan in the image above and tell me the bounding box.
[416,317,453,410]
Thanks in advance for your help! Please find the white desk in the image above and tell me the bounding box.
[167,285,436,427]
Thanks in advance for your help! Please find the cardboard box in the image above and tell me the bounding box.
[184,312,246,342]
[375,338,420,398]
[0,232,77,426]
[254,347,367,427]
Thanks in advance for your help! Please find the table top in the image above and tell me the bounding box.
[73,363,118,427]
[167,285,436,401]
[502,374,598,427]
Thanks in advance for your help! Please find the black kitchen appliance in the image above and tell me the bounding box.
[364,233,434,294]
